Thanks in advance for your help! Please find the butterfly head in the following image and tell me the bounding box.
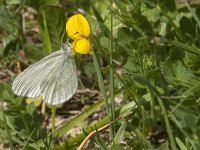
[61,42,75,58]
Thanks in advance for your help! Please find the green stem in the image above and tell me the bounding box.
[41,101,46,114]
[52,105,56,132]
[147,87,155,122]
[109,6,115,138]
[141,106,145,135]
[185,138,190,150]
[92,50,112,138]
[1,104,14,150]
[157,97,177,150]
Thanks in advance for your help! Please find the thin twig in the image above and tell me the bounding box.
[77,112,132,150]
[78,124,110,150]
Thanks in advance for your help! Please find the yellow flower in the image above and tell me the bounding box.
[72,38,91,54]
[66,14,91,54]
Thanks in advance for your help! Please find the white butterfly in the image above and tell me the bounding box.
[12,44,78,105]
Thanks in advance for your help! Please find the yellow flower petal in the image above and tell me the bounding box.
[66,14,90,40]
[72,38,91,54]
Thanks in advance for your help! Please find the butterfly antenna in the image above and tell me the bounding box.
[60,31,65,46]
[66,38,71,46]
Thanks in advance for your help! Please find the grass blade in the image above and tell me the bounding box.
[42,10,52,54]
[92,50,112,128]
[135,128,154,150]
[162,38,200,56]
[113,120,126,144]
[109,7,115,138]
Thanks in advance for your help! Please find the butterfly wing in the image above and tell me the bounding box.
[12,50,65,97]
[40,53,77,104]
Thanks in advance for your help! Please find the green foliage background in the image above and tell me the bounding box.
[0,0,200,149]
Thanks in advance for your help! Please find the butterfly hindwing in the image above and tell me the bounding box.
[40,54,77,104]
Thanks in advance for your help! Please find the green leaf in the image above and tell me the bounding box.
[174,61,189,82]
[83,62,96,79]
[6,0,25,5]
[117,27,132,43]
[162,38,200,56]
[3,39,18,56]
[41,10,52,54]
[38,5,65,53]
[92,50,108,103]
[169,47,185,61]
[20,129,30,139]
[169,108,200,150]
[24,43,45,63]
[26,103,36,117]
[180,16,195,37]
[44,0,59,5]
[158,141,169,150]
[14,97,23,106]
[113,120,127,144]
[175,137,187,150]
[111,144,125,150]
[185,2,200,29]
[158,0,176,13]
[119,101,135,114]
[0,6,15,33]
[88,0,103,22]
[0,83,5,96]
[28,0,60,11]
[100,36,110,50]
[2,90,13,101]
[135,128,154,149]
[143,0,156,8]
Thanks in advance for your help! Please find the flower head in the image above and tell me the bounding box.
[66,14,91,54]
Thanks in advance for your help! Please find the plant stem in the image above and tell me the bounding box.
[147,87,155,122]
[52,105,56,132]
[109,5,115,138]
[157,97,177,150]
[141,106,145,135]
[41,101,46,114]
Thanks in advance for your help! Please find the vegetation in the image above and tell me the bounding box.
[0,0,200,149]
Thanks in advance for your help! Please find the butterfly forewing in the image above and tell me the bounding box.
[12,50,77,104]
